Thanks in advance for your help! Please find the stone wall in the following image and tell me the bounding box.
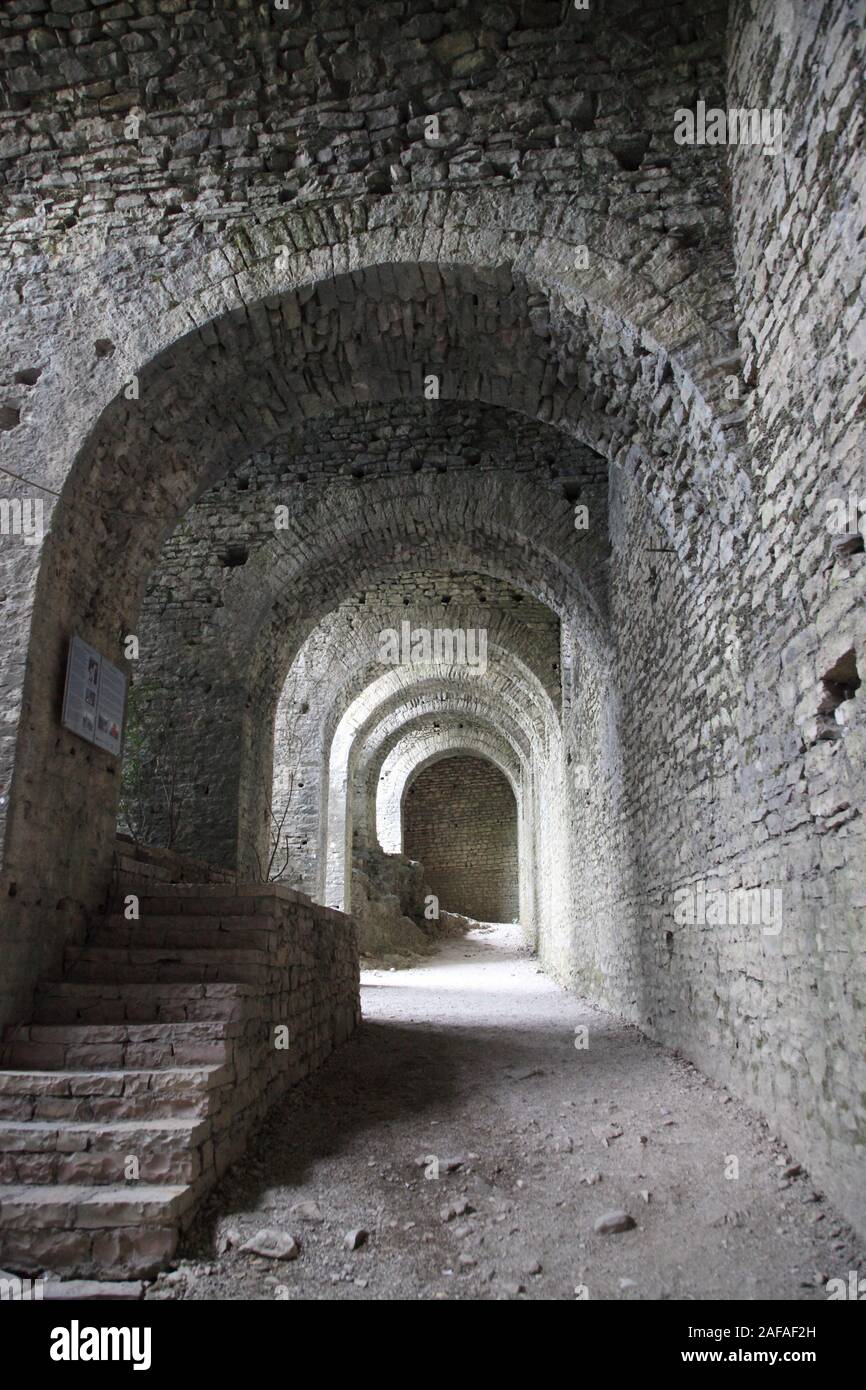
[537,0,866,1238]
[724,0,866,1233]
[350,842,435,961]
[0,0,735,1018]
[403,754,519,921]
[0,877,360,1277]
[113,837,237,892]
[131,404,598,876]
[0,0,864,1240]
[0,0,731,266]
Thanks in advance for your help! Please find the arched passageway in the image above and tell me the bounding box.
[402,754,520,923]
[0,0,863,1303]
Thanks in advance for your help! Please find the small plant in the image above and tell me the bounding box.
[253,770,295,882]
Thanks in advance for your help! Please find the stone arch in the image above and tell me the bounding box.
[266,589,558,900]
[321,656,553,912]
[9,190,738,514]
[2,238,738,1024]
[376,724,532,930]
[360,709,526,851]
[198,467,590,875]
[357,695,533,848]
[377,731,523,855]
[402,751,521,924]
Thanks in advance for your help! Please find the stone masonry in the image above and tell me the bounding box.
[403,754,519,921]
[0,0,863,1278]
[0,842,359,1276]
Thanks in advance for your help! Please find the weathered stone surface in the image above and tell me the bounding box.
[403,756,518,922]
[593,1211,636,1235]
[42,1279,145,1301]
[0,868,359,1277]
[343,1228,368,1251]
[0,0,863,1263]
[240,1229,301,1262]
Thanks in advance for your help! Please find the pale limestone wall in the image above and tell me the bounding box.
[402,754,519,921]
[0,1,863,1235]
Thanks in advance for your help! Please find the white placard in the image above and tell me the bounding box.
[62,636,126,757]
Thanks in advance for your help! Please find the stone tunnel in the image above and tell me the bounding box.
[0,0,863,1306]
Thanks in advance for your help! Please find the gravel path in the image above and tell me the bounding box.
[154,924,862,1301]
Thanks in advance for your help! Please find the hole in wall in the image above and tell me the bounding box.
[820,648,860,711]
[833,530,864,558]
[219,545,249,568]
[670,223,702,250]
[610,134,650,171]
[815,649,860,740]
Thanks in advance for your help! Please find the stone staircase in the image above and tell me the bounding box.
[0,866,359,1280]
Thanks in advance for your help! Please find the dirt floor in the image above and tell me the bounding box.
[151,923,863,1301]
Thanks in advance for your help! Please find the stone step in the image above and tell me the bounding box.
[0,1021,235,1071]
[90,916,278,951]
[42,1278,146,1301]
[0,1118,210,1185]
[0,1184,195,1277]
[109,884,310,920]
[33,980,259,1026]
[0,1067,231,1123]
[115,852,172,885]
[114,842,234,888]
[110,892,272,919]
[0,873,355,1280]
[63,946,276,987]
